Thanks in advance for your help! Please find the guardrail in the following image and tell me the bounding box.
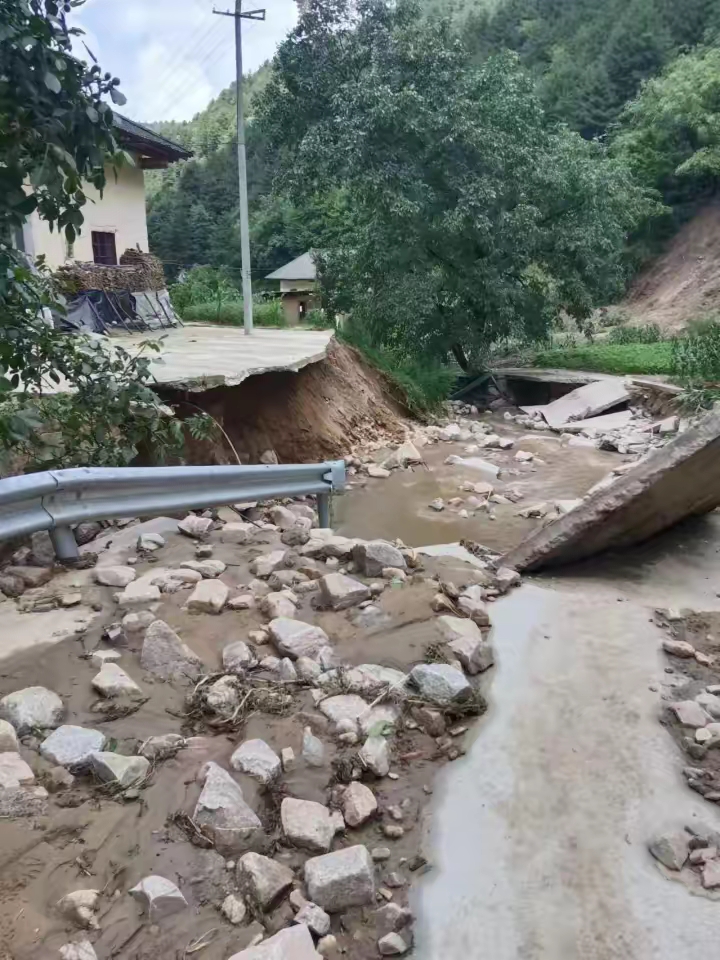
[0,461,346,561]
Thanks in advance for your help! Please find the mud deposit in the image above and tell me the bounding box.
[0,513,496,960]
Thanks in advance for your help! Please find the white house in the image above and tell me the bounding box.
[266,251,320,325]
[18,115,190,270]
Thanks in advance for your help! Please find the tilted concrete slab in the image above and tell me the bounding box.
[558,410,634,434]
[536,378,631,430]
[502,410,720,571]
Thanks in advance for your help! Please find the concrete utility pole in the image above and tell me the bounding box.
[213,1,265,335]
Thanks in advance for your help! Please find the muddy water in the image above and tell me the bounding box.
[335,417,623,553]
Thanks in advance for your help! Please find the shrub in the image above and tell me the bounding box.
[182,299,287,327]
[169,266,240,314]
[532,342,674,376]
[671,320,720,384]
[607,323,663,344]
[304,308,333,330]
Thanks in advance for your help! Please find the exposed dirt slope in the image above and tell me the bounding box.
[623,201,720,331]
[159,340,407,464]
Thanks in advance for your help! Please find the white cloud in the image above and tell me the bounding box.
[73,0,298,122]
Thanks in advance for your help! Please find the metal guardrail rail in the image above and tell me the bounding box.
[0,461,346,561]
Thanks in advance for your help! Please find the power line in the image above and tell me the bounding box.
[151,23,232,120]
[147,17,223,110]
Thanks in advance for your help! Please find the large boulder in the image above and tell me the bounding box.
[140,620,202,681]
[409,663,472,705]
[39,726,106,771]
[304,845,375,912]
[193,762,264,855]
[0,686,64,734]
[352,541,406,578]
[436,617,494,675]
[319,574,371,610]
[268,618,331,661]
[281,797,335,853]
[237,851,294,910]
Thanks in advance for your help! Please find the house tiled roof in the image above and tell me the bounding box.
[113,114,192,163]
[266,251,317,281]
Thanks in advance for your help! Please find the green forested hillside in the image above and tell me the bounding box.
[147,0,720,349]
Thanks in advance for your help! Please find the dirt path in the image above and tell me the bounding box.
[414,517,720,959]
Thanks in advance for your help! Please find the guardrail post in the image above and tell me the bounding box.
[317,492,331,529]
[49,526,79,562]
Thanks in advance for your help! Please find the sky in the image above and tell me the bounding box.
[73,0,298,124]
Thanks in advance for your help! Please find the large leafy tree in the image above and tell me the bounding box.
[258,0,652,367]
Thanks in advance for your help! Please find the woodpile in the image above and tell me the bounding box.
[55,250,166,297]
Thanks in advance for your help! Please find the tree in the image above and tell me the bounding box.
[258,0,652,367]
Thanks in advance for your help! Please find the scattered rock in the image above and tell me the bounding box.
[304,845,375,912]
[230,739,282,785]
[90,752,150,787]
[696,692,720,719]
[205,676,241,716]
[669,700,710,729]
[94,565,136,588]
[227,925,320,960]
[40,726,106,771]
[303,727,325,767]
[178,515,213,539]
[383,824,404,839]
[129,875,188,920]
[222,892,248,925]
[437,617,494,675]
[429,498,445,512]
[383,440,422,469]
[702,859,720,889]
[319,573,371,610]
[295,901,331,937]
[250,551,289,578]
[378,933,409,956]
[342,781,377,827]
[319,694,368,730]
[193,762,264,855]
[282,797,335,853]
[238,851,294,910]
[662,639,696,659]
[223,641,256,673]
[6,565,53,588]
[186,579,229,614]
[359,703,400,737]
[368,465,391,479]
[141,620,203,681]
[59,941,98,960]
[122,610,155,635]
[0,573,25,597]
[352,541,406,578]
[648,832,689,870]
[268,618,331,660]
[281,746,296,771]
[0,719,19,752]
[317,934,339,957]
[221,522,256,544]
[409,663,472,705]
[263,591,298,619]
[296,657,322,683]
[228,594,256,611]
[376,902,413,937]
[372,847,392,862]
[0,752,35,788]
[138,532,165,551]
[60,592,83,608]
[140,734,185,761]
[89,649,122,669]
[57,889,100,929]
[91,663,143,698]
[180,559,226,578]
[30,530,56,566]
[359,736,390,777]
[117,580,162,609]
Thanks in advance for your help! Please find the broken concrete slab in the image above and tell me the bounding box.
[534,378,631,429]
[502,409,720,571]
[559,410,634,435]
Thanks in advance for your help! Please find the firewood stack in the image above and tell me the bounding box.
[55,249,167,298]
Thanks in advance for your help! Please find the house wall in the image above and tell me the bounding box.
[23,158,149,270]
[280,279,316,294]
[281,291,321,326]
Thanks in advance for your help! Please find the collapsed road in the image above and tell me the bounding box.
[2,371,720,959]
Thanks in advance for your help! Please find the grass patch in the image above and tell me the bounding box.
[532,341,674,376]
[182,300,287,327]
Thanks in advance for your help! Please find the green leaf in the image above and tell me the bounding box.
[44,71,62,94]
[110,88,127,106]
[86,105,99,123]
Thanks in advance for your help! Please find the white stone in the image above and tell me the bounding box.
[282,797,335,853]
[223,641,256,673]
[268,618,331,660]
[94,565,136,588]
[0,686,64,735]
[180,559,226,578]
[342,781,377,827]
[439,424,462,441]
[238,851,294,909]
[187,579,229,614]
[658,416,679,435]
[359,736,390,777]
[139,734,185,761]
[494,566,520,592]
[367,464,391,478]
[263,592,298,619]
[270,506,303,530]
[122,610,155,635]
[281,746,296,771]
[178,514,213,539]
[91,663,143,698]
[227,925,321,960]
[57,889,100,929]
[230,739,282,784]
[141,620,203,681]
[429,498,445,512]
[304,845,375,912]
[670,700,710,728]
[222,893,248,925]
[138,532,165,551]
[221,522,256,544]
[317,935,338,957]
[296,657,322,682]
[89,649,122,669]
[228,593,256,611]
[352,541,406,577]
[648,832,689,870]
[378,933,409,956]
[0,719,19,752]
[250,551,288,578]
[319,574,371,610]
[302,727,325,767]
[319,694,369,730]
[383,440,422,469]
[117,580,161,609]
[40,726,106,771]
[205,676,241,715]
[696,692,720,719]
[359,704,400,737]
[193,762,264,855]
[410,663,472,704]
[90,752,149,787]
[59,941,98,960]
[129,875,188,919]
[436,616,494,674]
[279,658,298,682]
[0,752,35,788]
[295,901,331,937]
[333,664,407,697]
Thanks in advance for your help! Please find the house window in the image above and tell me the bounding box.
[91,231,117,265]
[65,238,75,260]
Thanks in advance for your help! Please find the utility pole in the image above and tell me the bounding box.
[213,1,265,335]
